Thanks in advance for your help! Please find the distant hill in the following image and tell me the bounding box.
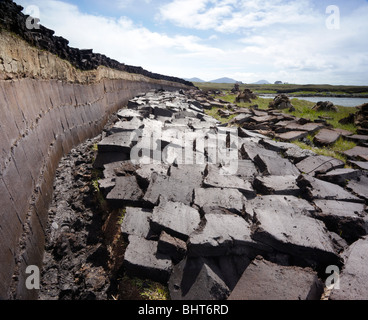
[252,80,271,84]
[210,77,238,84]
[184,77,205,83]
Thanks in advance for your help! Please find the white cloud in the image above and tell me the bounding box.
[117,0,152,9]
[247,3,368,84]
[117,0,133,9]
[157,0,234,30]
[158,0,320,33]
[15,0,368,84]
[17,0,223,77]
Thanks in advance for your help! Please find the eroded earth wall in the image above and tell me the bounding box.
[0,28,190,299]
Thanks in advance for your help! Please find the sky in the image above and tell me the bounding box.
[16,0,368,85]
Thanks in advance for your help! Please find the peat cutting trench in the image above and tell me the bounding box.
[39,89,368,300]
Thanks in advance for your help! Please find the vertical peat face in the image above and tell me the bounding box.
[0,2,192,299]
[0,77,186,299]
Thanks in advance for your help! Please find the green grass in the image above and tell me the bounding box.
[139,282,170,300]
[253,90,278,94]
[214,94,358,133]
[216,94,273,110]
[91,168,109,211]
[331,137,358,153]
[206,105,238,124]
[292,136,357,164]
[287,98,357,133]
[117,208,126,225]
[119,276,170,300]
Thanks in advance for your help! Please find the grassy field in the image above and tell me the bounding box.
[216,94,358,133]
[194,82,368,97]
[292,137,357,164]
[203,89,359,164]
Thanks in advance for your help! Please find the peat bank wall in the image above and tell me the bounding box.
[0,0,192,299]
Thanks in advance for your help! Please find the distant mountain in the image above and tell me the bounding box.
[210,77,238,84]
[184,77,205,83]
[252,80,271,84]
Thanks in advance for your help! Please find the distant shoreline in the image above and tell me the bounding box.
[193,82,368,100]
[258,94,368,108]
[262,93,368,99]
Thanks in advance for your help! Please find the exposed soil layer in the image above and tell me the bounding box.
[39,113,150,300]
[39,134,111,300]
